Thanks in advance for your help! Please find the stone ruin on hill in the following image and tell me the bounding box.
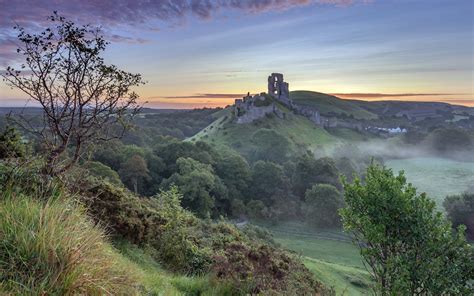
[233,73,362,131]
[268,73,291,107]
[233,73,291,124]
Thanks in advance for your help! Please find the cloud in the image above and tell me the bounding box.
[332,93,464,99]
[155,93,246,99]
[109,34,150,44]
[0,0,364,28]
[0,0,369,65]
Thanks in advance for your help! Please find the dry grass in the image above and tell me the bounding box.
[0,190,140,295]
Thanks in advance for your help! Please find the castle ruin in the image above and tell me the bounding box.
[268,73,292,107]
[232,73,370,131]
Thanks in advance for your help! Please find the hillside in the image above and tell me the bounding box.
[348,100,473,117]
[189,102,370,159]
[290,91,378,120]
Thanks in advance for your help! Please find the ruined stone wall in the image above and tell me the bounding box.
[268,73,292,108]
[235,104,275,124]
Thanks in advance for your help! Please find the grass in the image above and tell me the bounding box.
[190,103,343,157]
[290,91,378,120]
[0,187,237,296]
[0,191,139,295]
[114,241,236,296]
[258,221,372,295]
[386,157,474,207]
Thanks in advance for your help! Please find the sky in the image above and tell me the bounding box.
[0,0,473,108]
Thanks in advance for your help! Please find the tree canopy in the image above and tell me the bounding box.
[340,164,473,294]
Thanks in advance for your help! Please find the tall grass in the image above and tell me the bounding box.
[0,190,139,295]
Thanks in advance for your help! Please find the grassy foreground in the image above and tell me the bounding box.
[0,190,242,295]
[260,222,372,295]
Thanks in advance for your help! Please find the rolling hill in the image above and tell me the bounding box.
[290,91,378,120]
[189,100,372,160]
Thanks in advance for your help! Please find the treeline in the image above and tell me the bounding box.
[88,135,372,227]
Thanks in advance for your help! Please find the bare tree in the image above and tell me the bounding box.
[2,12,144,175]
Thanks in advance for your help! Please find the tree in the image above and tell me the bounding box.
[429,128,472,153]
[214,152,251,201]
[83,161,122,186]
[2,13,143,175]
[161,157,223,218]
[443,192,474,240]
[304,184,344,227]
[249,160,288,205]
[118,154,150,194]
[292,154,341,197]
[0,127,26,159]
[340,164,473,295]
[251,129,290,163]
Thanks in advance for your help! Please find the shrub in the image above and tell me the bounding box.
[304,184,344,227]
[444,192,474,240]
[0,126,26,159]
[80,180,326,293]
[0,192,138,295]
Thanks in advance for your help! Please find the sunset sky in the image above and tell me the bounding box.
[1,0,473,108]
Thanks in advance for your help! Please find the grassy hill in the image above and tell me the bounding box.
[189,101,373,160]
[190,105,349,159]
[290,91,378,120]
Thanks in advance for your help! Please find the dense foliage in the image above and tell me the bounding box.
[340,164,474,295]
[444,192,474,240]
[91,136,348,225]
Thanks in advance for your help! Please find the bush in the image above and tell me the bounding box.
[444,192,474,240]
[80,180,324,293]
[304,184,344,227]
[0,126,26,159]
[0,192,138,295]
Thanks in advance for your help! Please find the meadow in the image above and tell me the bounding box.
[386,157,474,207]
[259,222,372,295]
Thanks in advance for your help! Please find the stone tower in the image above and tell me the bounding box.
[268,73,291,107]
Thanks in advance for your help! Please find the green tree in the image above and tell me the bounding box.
[118,154,150,194]
[161,157,224,218]
[292,154,340,196]
[444,192,474,240]
[429,128,472,153]
[0,127,26,159]
[340,164,474,295]
[83,161,122,186]
[214,152,251,201]
[304,184,344,227]
[249,160,288,205]
[251,129,290,163]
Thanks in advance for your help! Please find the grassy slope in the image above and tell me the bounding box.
[386,157,474,207]
[115,241,231,296]
[189,103,368,157]
[290,91,378,120]
[259,222,372,295]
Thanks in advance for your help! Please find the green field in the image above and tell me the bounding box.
[259,222,372,295]
[386,157,474,207]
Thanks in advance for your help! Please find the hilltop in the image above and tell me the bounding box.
[290,91,378,120]
[190,73,472,159]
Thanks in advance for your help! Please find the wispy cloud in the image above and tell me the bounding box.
[0,0,370,65]
[332,93,466,99]
[154,93,246,99]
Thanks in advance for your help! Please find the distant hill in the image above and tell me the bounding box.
[290,91,378,120]
[348,100,473,117]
